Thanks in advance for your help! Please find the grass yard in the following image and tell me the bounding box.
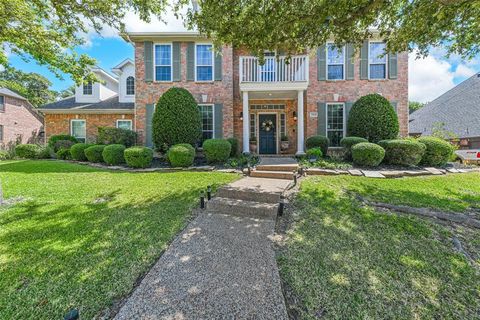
[279,173,480,319]
[0,160,238,319]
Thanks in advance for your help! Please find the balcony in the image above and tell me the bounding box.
[239,55,309,83]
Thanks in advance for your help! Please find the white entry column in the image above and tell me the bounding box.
[296,90,305,155]
[242,91,250,154]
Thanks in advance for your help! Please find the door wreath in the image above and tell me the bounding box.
[261,120,274,132]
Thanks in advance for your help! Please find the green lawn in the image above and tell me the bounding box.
[279,173,480,319]
[0,160,238,319]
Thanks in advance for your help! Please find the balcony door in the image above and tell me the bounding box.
[258,114,277,154]
[260,51,276,82]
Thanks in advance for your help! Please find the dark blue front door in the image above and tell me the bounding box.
[259,114,277,154]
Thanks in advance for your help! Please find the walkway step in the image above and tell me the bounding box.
[206,197,279,219]
[216,187,281,204]
[256,164,299,172]
[250,170,295,180]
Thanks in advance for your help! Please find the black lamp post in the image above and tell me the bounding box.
[207,185,212,200]
[200,191,205,209]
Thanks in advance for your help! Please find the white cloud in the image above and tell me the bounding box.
[453,64,476,78]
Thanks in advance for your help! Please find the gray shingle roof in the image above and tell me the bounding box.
[40,95,134,110]
[0,88,27,100]
[410,72,480,138]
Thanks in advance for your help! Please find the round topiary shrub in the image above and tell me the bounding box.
[203,139,231,163]
[70,143,92,161]
[48,134,78,148]
[306,147,323,160]
[84,145,106,163]
[124,147,154,168]
[378,139,426,166]
[15,144,41,159]
[167,144,195,167]
[56,148,71,160]
[417,137,454,167]
[352,142,385,167]
[102,144,126,165]
[53,139,76,152]
[340,136,368,161]
[152,87,202,150]
[305,136,329,156]
[227,138,239,157]
[97,127,137,147]
[0,150,9,160]
[347,94,399,143]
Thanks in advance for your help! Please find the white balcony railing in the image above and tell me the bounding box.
[239,55,309,83]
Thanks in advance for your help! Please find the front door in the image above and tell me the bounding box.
[258,114,277,154]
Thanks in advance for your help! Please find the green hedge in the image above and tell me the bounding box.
[340,136,368,161]
[167,144,195,167]
[84,145,106,163]
[97,127,137,147]
[418,137,454,167]
[347,94,399,143]
[53,140,76,152]
[305,136,329,156]
[203,139,231,163]
[70,143,92,161]
[0,150,9,160]
[124,147,154,168]
[306,147,323,160]
[227,138,239,157]
[378,139,426,166]
[56,148,71,160]
[102,144,126,165]
[48,135,78,148]
[352,142,385,167]
[15,144,41,159]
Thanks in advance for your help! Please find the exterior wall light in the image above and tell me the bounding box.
[293,111,297,121]
[240,112,243,120]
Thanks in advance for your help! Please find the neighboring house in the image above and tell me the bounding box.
[0,88,44,147]
[410,72,480,149]
[40,60,135,143]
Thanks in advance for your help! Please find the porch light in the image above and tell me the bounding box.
[240,112,243,120]
[293,111,297,121]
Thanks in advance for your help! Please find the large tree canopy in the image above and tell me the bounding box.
[185,0,480,58]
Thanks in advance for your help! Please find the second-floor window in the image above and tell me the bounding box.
[327,44,345,80]
[0,96,4,112]
[369,42,387,79]
[83,82,92,95]
[155,44,172,81]
[126,76,135,95]
[196,44,213,81]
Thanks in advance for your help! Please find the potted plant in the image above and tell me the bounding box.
[249,136,257,154]
[281,135,289,152]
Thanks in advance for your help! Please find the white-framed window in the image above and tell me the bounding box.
[249,113,256,138]
[0,124,3,142]
[369,42,387,80]
[195,44,214,81]
[280,113,287,139]
[0,95,4,112]
[198,104,214,143]
[326,103,345,147]
[327,43,345,80]
[71,119,86,143]
[83,82,92,95]
[116,119,133,130]
[126,76,135,95]
[154,44,172,82]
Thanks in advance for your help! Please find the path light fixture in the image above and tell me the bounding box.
[278,195,285,216]
[207,185,212,200]
[200,191,205,209]
[293,170,297,185]
[240,112,243,120]
[293,111,297,121]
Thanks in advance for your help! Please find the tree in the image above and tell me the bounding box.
[185,0,480,59]
[58,85,76,99]
[409,101,425,114]
[0,67,57,106]
[1,0,169,84]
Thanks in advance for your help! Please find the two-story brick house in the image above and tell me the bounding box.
[127,31,408,155]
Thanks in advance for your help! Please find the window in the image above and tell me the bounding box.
[280,113,286,138]
[126,76,135,95]
[83,82,92,95]
[260,51,276,82]
[154,44,172,81]
[327,44,345,80]
[198,104,214,143]
[0,96,4,112]
[0,125,3,142]
[369,42,387,79]
[196,44,213,81]
[326,103,345,147]
[116,120,132,130]
[250,113,256,138]
[71,119,86,143]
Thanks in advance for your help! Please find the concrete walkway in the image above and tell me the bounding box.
[115,179,289,319]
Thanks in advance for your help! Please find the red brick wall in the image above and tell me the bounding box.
[0,96,44,146]
[44,113,134,143]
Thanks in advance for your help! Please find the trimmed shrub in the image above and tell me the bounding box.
[124,147,154,168]
[56,148,71,160]
[48,135,78,148]
[352,142,385,167]
[305,136,329,156]
[152,87,202,150]
[227,138,239,157]
[0,150,10,160]
[167,144,195,167]
[84,145,106,163]
[70,143,92,161]
[347,94,399,143]
[203,139,231,163]
[340,136,368,160]
[102,144,126,165]
[53,139,75,152]
[37,146,52,159]
[418,137,454,167]
[97,127,137,147]
[378,139,426,166]
[306,147,323,160]
[15,144,41,159]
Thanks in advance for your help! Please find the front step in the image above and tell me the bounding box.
[206,197,279,219]
[250,170,295,180]
[216,186,281,204]
[256,164,299,172]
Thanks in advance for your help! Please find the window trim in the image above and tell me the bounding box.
[116,119,133,130]
[326,43,345,81]
[198,103,215,141]
[325,102,346,148]
[0,95,5,112]
[70,119,86,142]
[195,43,215,82]
[153,42,173,82]
[126,76,135,95]
[83,82,93,95]
[368,41,388,80]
